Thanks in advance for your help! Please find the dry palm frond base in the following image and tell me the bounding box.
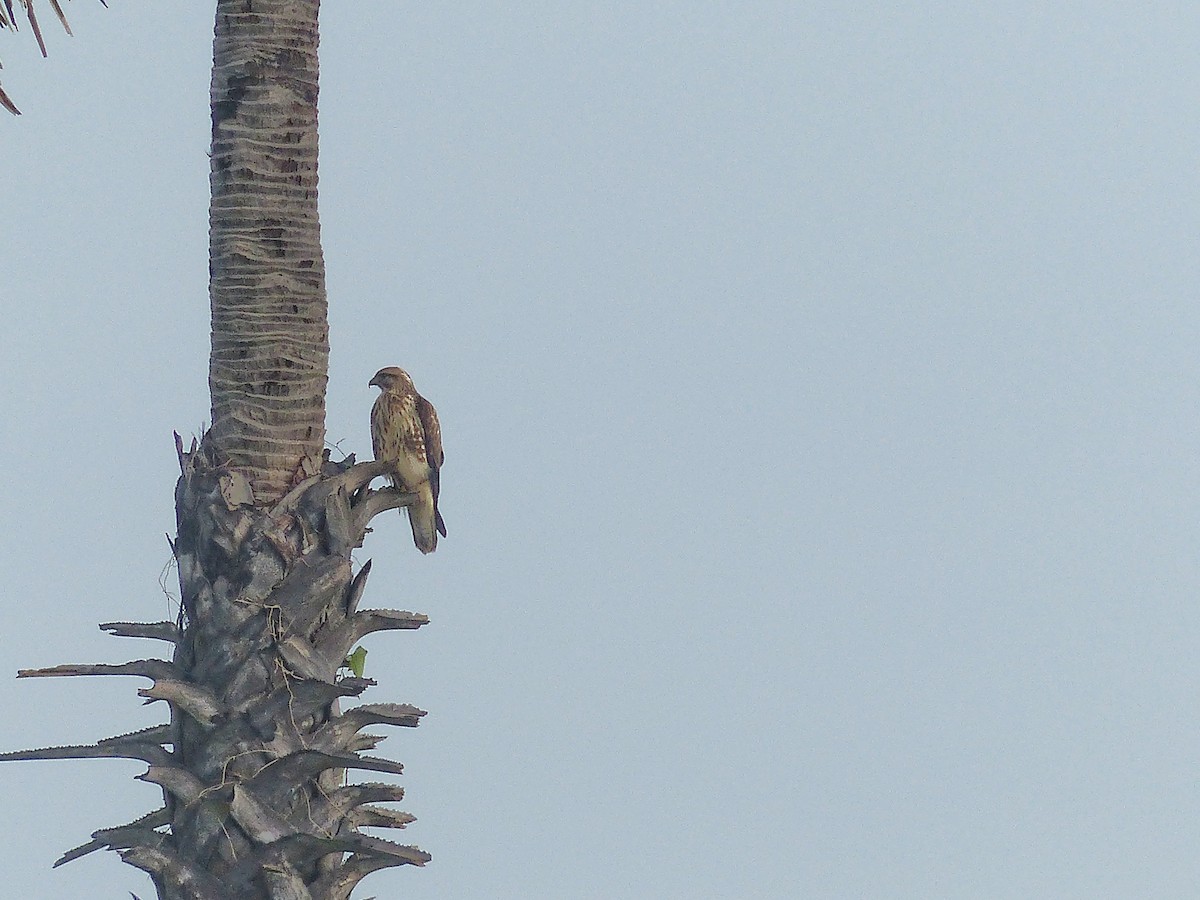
[0,436,432,897]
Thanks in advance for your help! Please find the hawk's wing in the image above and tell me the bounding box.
[417,394,443,468]
[416,394,446,537]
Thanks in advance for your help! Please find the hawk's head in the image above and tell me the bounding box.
[370,366,415,393]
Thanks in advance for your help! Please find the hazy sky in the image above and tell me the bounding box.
[4,3,1200,898]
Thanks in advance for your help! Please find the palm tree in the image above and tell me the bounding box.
[2,3,431,897]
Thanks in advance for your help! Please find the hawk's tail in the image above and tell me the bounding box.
[407,482,442,554]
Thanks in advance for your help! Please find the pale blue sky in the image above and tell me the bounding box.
[4,3,1200,898]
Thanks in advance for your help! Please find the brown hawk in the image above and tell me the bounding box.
[369,366,446,554]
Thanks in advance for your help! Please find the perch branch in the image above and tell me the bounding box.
[322,459,394,498]
[354,487,418,533]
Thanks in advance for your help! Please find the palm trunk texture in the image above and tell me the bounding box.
[2,2,433,897]
[207,0,330,505]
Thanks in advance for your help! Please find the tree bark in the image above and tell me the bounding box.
[207,0,329,504]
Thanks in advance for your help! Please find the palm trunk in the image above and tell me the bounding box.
[144,446,430,898]
[207,0,329,505]
[2,3,433,896]
[5,451,430,898]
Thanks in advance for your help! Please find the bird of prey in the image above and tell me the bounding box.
[369,366,446,554]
